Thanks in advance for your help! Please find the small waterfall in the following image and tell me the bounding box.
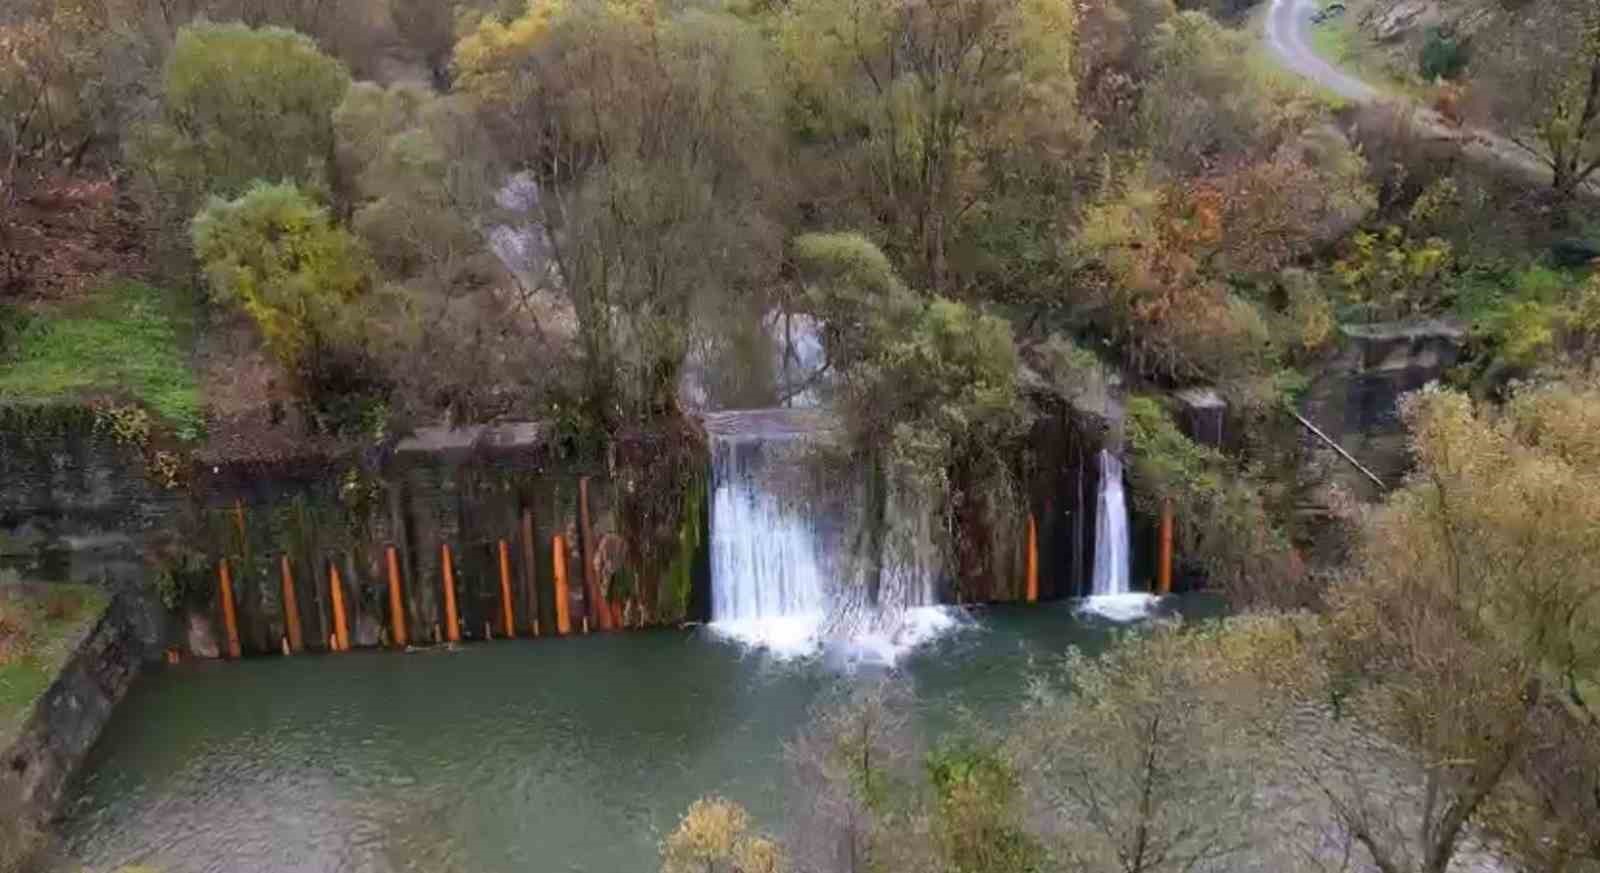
[1091,450,1129,596]
[1083,449,1156,621]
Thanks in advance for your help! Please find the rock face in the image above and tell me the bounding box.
[1368,0,1440,42]
[1301,318,1465,498]
[1174,388,1227,449]
[0,594,148,868]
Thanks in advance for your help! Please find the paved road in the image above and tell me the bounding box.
[1262,0,1596,196]
[1265,0,1377,102]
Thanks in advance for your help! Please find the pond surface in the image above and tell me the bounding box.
[54,597,1217,873]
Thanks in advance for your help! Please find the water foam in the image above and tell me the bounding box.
[1077,592,1161,622]
[706,606,966,665]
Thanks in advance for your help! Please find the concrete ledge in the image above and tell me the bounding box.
[0,594,144,870]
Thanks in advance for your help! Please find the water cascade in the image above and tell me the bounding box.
[707,411,829,654]
[704,409,957,660]
[1082,449,1156,620]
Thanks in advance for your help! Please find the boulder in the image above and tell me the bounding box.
[185,610,220,659]
[1368,0,1438,41]
[1174,388,1227,449]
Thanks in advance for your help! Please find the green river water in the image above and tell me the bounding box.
[52,597,1216,873]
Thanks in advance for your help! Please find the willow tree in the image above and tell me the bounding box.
[191,181,373,408]
[1471,0,1600,203]
[778,0,1081,294]
[127,21,351,267]
[1014,616,1308,873]
[454,0,784,430]
[793,232,1025,603]
[1298,379,1600,873]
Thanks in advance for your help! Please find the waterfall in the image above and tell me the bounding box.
[1091,450,1129,596]
[704,409,960,661]
[1082,449,1157,621]
[708,421,828,653]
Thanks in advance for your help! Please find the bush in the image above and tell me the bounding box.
[1124,396,1311,608]
[1419,28,1468,81]
[191,181,374,406]
[660,796,783,873]
[128,21,351,266]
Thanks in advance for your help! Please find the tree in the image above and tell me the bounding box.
[190,181,373,406]
[1073,175,1274,385]
[794,232,1027,603]
[1133,11,1316,175]
[455,0,784,430]
[1470,0,1600,203]
[1072,124,1370,387]
[1291,379,1600,873]
[783,679,927,873]
[390,0,461,88]
[777,0,1081,293]
[1122,396,1311,610]
[333,81,542,424]
[661,796,785,873]
[127,21,351,264]
[1013,616,1303,873]
[0,1,151,203]
[335,84,500,293]
[926,739,1045,873]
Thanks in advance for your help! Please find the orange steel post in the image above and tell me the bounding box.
[520,509,539,636]
[1157,497,1174,595]
[218,558,242,659]
[279,555,303,653]
[386,545,408,648]
[552,535,572,635]
[1026,513,1039,603]
[441,543,461,642]
[498,539,516,639]
[329,563,351,652]
[577,477,613,631]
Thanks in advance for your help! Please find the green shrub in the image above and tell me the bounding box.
[192,181,374,403]
[1125,396,1307,608]
[129,22,350,207]
[1419,28,1468,81]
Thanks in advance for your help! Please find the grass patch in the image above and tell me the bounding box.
[0,581,108,750]
[1251,43,1350,111]
[1308,11,1356,66]
[0,281,203,439]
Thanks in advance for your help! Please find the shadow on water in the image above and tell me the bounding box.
[54,594,1223,873]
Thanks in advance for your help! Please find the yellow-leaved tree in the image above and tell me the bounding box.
[1296,377,1600,873]
[661,796,784,873]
